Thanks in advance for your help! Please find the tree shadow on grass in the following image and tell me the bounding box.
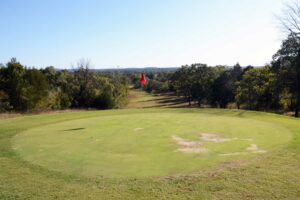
[143,96,175,102]
[63,128,85,131]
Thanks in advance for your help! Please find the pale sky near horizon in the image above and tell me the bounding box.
[0,0,289,68]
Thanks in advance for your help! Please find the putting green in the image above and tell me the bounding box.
[13,109,292,178]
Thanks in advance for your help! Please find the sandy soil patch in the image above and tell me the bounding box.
[172,136,202,147]
[239,138,253,141]
[176,147,207,153]
[200,133,237,143]
[219,152,249,156]
[173,133,266,156]
[219,144,266,156]
[134,128,144,132]
[172,136,207,153]
[246,144,267,153]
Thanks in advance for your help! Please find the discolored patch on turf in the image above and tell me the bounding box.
[173,133,239,154]
[219,152,249,156]
[200,133,237,143]
[220,144,266,156]
[246,144,267,153]
[172,136,207,153]
[134,127,144,132]
[173,133,264,156]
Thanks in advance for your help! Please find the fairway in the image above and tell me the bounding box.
[2,107,300,199]
[3,0,300,198]
[13,109,292,178]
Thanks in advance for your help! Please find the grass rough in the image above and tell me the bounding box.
[1,90,300,199]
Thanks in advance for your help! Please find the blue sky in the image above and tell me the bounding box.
[0,0,286,68]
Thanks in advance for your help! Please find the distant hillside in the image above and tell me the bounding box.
[60,67,179,73]
[92,67,179,73]
[58,66,263,73]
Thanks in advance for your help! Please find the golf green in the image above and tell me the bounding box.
[12,109,292,178]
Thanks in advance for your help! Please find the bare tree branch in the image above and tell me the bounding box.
[279,0,300,37]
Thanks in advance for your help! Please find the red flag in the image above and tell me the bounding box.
[139,73,147,87]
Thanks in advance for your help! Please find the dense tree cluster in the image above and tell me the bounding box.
[132,72,172,94]
[1,3,300,118]
[0,59,128,112]
[169,63,240,108]
[139,36,300,117]
[132,1,300,117]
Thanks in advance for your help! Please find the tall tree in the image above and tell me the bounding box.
[191,64,217,107]
[23,69,49,110]
[211,70,234,108]
[1,58,26,110]
[73,59,93,107]
[272,34,299,111]
[171,65,194,105]
[236,67,276,110]
[278,1,300,117]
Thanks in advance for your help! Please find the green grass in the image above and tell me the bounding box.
[13,110,291,178]
[126,88,189,108]
[1,91,300,199]
[126,88,159,108]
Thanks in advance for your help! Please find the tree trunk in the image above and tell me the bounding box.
[295,49,300,117]
[295,106,299,117]
[295,73,300,117]
[295,89,300,117]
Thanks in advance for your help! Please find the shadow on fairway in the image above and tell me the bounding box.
[63,128,85,131]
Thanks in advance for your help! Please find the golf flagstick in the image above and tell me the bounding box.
[139,73,147,88]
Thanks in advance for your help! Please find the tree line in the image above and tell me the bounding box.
[131,1,300,118]
[139,32,300,117]
[1,2,300,117]
[0,59,129,112]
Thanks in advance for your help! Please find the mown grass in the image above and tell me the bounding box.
[126,88,188,109]
[12,110,291,178]
[1,91,300,199]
